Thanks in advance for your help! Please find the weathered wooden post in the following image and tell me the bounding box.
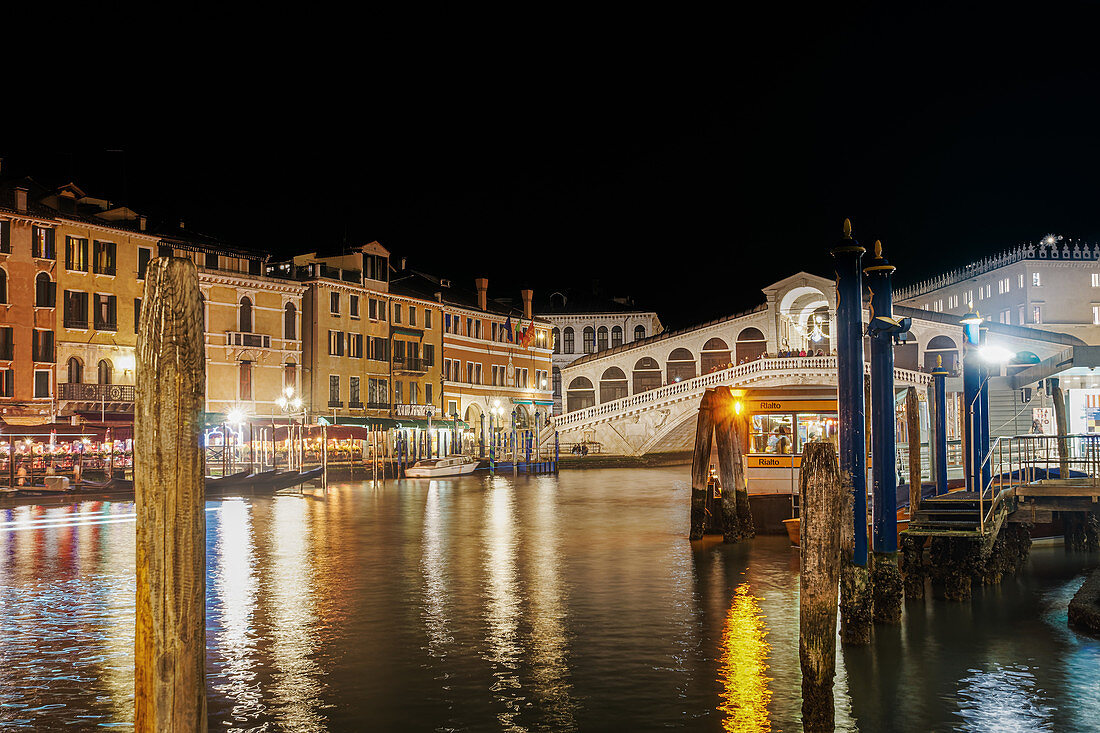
[714,388,754,542]
[830,220,873,645]
[799,442,844,732]
[1053,379,1070,479]
[690,390,716,540]
[134,257,206,732]
[321,424,328,488]
[906,387,921,516]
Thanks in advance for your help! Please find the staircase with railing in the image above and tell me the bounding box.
[552,356,932,433]
[909,433,1100,539]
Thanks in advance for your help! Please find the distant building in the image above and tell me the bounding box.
[895,236,1100,346]
[536,287,663,412]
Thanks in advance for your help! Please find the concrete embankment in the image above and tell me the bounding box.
[1069,567,1100,637]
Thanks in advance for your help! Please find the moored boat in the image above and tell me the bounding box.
[783,509,910,547]
[405,456,478,478]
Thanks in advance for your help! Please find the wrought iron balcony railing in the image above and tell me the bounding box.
[59,382,136,403]
[226,332,272,348]
[393,357,428,374]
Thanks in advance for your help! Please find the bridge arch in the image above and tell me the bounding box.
[600,366,628,403]
[778,285,830,351]
[924,334,959,373]
[567,376,596,411]
[633,357,662,393]
[736,327,767,362]
[666,347,696,382]
[701,337,732,372]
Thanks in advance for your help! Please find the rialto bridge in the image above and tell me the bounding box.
[551,272,1085,456]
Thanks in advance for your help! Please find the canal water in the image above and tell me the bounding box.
[1,466,1098,731]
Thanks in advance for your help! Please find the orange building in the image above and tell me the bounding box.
[390,270,553,455]
[0,184,57,425]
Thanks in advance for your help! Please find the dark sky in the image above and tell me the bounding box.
[6,4,1100,328]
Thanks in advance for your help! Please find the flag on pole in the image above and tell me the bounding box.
[504,317,513,342]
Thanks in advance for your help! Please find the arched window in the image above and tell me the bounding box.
[924,335,959,373]
[284,361,297,390]
[552,366,562,401]
[552,327,561,354]
[239,296,253,333]
[633,356,662,393]
[600,366,628,403]
[701,337,732,372]
[566,376,596,411]
[634,325,646,341]
[550,292,567,311]
[67,357,83,383]
[97,359,113,385]
[611,326,623,348]
[736,327,767,362]
[583,326,596,354]
[35,272,55,308]
[0,267,7,304]
[666,348,696,382]
[563,327,575,354]
[597,326,609,352]
[284,302,297,340]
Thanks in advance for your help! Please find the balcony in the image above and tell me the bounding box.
[328,400,344,408]
[94,320,117,332]
[393,357,429,374]
[394,403,435,418]
[349,401,364,409]
[59,382,136,407]
[64,317,89,330]
[226,332,272,348]
[364,401,390,411]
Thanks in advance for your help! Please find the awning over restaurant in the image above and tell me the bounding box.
[0,420,125,442]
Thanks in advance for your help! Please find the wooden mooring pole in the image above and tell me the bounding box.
[799,442,844,732]
[715,390,754,542]
[134,257,207,732]
[689,390,715,540]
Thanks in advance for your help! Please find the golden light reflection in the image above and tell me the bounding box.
[525,481,576,729]
[212,499,262,721]
[267,497,325,730]
[484,482,522,730]
[717,583,773,733]
[421,484,451,657]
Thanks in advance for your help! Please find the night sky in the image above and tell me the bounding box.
[6,4,1100,328]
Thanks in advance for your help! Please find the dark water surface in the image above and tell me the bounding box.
[1,467,1098,731]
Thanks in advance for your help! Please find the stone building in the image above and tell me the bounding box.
[536,287,663,412]
[895,236,1100,345]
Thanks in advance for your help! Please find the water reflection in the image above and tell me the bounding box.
[421,483,453,660]
[483,480,523,729]
[265,497,326,730]
[955,663,1055,732]
[524,478,576,729]
[717,582,772,732]
[208,499,263,725]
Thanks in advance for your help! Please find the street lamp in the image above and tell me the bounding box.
[276,386,305,470]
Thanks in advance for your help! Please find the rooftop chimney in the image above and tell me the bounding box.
[139,215,146,231]
[179,220,185,229]
[14,187,27,213]
[400,257,407,270]
[475,278,488,311]
[521,289,533,320]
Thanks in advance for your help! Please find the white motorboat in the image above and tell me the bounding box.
[404,456,480,478]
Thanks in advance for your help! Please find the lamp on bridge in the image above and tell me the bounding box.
[960,311,1012,493]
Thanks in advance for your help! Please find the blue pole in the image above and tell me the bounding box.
[479,413,486,458]
[554,432,559,470]
[489,412,495,474]
[978,328,991,490]
[865,240,899,555]
[830,221,869,567]
[932,358,949,495]
[962,336,981,492]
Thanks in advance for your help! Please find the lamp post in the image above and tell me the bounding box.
[960,311,983,492]
[276,386,304,471]
[226,409,244,476]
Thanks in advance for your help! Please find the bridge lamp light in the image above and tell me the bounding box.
[734,400,743,415]
[978,344,1014,364]
[227,409,244,425]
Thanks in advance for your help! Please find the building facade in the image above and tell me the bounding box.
[391,271,554,454]
[538,288,663,412]
[895,236,1100,344]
